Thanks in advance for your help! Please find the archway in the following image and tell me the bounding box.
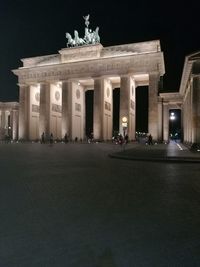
[169,109,182,141]
[85,90,94,138]
[136,86,148,137]
[113,88,120,137]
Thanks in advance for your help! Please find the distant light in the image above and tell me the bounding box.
[170,112,175,120]
[78,82,81,86]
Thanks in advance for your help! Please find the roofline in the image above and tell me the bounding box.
[20,40,162,62]
[179,55,193,95]
[179,50,200,95]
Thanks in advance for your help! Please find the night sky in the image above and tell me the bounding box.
[0,0,199,102]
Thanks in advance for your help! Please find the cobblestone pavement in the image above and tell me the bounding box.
[0,142,200,266]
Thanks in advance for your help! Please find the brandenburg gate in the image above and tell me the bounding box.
[13,16,165,141]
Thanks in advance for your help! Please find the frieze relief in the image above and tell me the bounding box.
[75,103,81,112]
[62,51,98,62]
[32,104,39,113]
[52,104,62,113]
[130,100,135,110]
[105,101,111,111]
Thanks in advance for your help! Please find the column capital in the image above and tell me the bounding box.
[148,72,160,79]
[120,74,132,79]
[17,83,29,88]
[59,79,70,83]
[39,81,50,86]
[92,76,103,81]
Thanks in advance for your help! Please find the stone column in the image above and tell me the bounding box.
[183,97,187,143]
[148,73,160,140]
[192,76,200,143]
[157,97,163,142]
[1,110,5,130]
[93,78,103,140]
[82,89,86,139]
[180,107,183,142]
[185,87,192,143]
[18,84,29,140]
[11,110,18,140]
[39,82,51,139]
[62,80,72,139]
[0,110,6,138]
[119,75,136,140]
[93,77,113,140]
[163,104,169,142]
[184,95,188,142]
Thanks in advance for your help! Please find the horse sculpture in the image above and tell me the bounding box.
[74,30,86,46]
[94,27,100,43]
[66,15,100,47]
[66,33,75,47]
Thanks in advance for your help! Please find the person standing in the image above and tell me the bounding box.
[50,133,54,145]
[125,134,129,144]
[148,134,153,145]
[64,133,68,144]
[41,132,45,144]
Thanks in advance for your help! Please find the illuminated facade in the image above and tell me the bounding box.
[13,40,165,141]
[179,51,200,145]
[0,102,19,140]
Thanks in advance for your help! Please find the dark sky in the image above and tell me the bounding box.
[0,0,199,101]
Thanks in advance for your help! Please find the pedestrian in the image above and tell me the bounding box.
[50,133,54,145]
[125,134,129,144]
[118,134,123,145]
[64,133,68,144]
[148,134,153,145]
[41,132,45,144]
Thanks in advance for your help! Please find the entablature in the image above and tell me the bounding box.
[13,51,164,84]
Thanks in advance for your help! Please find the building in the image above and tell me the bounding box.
[9,48,200,145]
[179,51,200,145]
[0,102,19,140]
[12,40,165,141]
[160,51,200,146]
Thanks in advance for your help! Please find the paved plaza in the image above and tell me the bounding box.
[0,141,200,266]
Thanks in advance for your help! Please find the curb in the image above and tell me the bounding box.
[108,154,200,163]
